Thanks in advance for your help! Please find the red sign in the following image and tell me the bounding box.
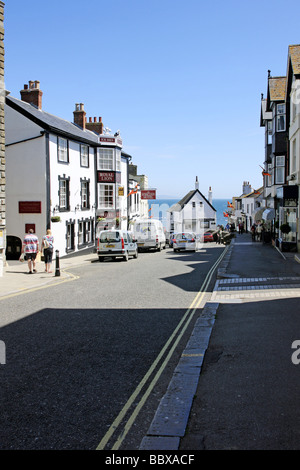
[100,137,115,143]
[98,171,115,183]
[19,201,42,213]
[25,223,36,233]
[141,190,156,200]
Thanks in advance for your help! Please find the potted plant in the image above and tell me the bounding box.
[51,215,61,223]
[280,223,291,234]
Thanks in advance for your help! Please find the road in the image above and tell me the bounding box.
[0,243,226,450]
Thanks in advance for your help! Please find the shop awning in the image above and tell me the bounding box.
[262,208,275,221]
[253,208,264,222]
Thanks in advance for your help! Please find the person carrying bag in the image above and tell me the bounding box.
[42,229,54,273]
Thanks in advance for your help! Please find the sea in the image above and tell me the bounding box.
[149,199,230,228]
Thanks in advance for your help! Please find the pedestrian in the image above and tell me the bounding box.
[256,223,262,242]
[41,229,54,273]
[251,224,256,241]
[20,228,39,274]
[217,226,222,244]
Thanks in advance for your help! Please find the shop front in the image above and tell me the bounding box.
[276,185,299,252]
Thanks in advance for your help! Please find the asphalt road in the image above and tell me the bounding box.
[0,244,225,450]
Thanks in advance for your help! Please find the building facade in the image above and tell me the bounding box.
[167,178,216,234]
[0,1,4,276]
[5,85,100,258]
[260,45,300,252]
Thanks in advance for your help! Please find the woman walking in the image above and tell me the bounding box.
[42,229,54,273]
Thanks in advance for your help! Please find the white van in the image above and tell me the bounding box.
[97,229,138,261]
[133,219,166,252]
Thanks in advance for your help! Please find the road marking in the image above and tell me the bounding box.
[96,245,229,450]
[0,271,79,301]
[181,353,204,357]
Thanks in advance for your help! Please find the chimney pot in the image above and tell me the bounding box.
[94,117,97,122]
[73,102,86,130]
[89,117,92,122]
[20,80,43,109]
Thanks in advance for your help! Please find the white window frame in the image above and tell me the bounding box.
[80,145,89,167]
[59,178,69,210]
[98,148,114,170]
[116,149,121,172]
[78,221,84,246]
[58,137,68,163]
[98,183,115,208]
[81,180,90,209]
[275,155,285,184]
[276,104,286,132]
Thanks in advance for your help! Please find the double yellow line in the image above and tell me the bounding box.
[96,245,229,450]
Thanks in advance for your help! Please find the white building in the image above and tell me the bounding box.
[167,177,216,234]
[127,163,149,225]
[5,81,131,258]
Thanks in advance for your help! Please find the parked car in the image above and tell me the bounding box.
[173,232,200,252]
[203,231,214,242]
[133,219,166,252]
[168,232,177,248]
[97,230,138,261]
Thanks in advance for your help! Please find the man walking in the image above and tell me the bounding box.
[20,229,39,274]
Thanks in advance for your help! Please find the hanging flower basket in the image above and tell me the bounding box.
[51,216,61,223]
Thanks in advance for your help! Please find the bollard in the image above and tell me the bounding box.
[55,249,60,277]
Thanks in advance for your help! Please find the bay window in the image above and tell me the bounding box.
[275,156,285,184]
[276,104,286,132]
[98,148,114,170]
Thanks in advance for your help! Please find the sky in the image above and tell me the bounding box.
[4,0,300,199]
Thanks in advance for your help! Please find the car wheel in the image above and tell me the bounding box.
[98,257,104,262]
[157,243,162,252]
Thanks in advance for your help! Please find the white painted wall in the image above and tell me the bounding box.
[5,106,47,245]
[167,191,216,234]
[49,134,96,257]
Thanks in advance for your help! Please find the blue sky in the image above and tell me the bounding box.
[4,0,300,199]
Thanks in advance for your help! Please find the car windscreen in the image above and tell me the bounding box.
[175,233,194,240]
[99,231,120,243]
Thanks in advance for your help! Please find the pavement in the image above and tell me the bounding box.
[0,251,96,299]
[140,232,300,450]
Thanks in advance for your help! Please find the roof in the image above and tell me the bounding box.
[6,95,100,145]
[289,44,300,75]
[168,189,216,212]
[243,187,263,199]
[268,76,286,102]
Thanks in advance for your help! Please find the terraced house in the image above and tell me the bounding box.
[4,81,132,258]
[260,44,300,252]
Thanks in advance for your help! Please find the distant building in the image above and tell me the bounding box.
[167,177,216,233]
[128,163,149,223]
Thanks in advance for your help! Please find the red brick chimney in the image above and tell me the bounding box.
[73,103,86,130]
[85,116,104,135]
[20,81,43,109]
